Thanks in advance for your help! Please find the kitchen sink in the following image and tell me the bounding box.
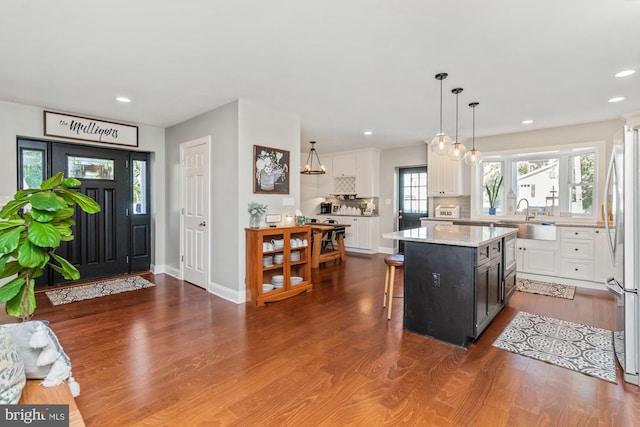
[515,223,557,240]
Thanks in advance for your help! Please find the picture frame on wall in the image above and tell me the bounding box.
[253,145,290,194]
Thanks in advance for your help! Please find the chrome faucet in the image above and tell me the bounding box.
[516,198,535,221]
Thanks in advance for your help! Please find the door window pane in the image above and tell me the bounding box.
[133,159,147,214]
[401,171,427,213]
[67,156,115,180]
[22,149,44,189]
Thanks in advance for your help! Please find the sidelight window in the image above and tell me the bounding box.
[132,159,147,214]
[20,149,45,189]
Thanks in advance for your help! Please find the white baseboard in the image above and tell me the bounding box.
[377,245,396,255]
[208,281,245,304]
[154,264,245,304]
[155,264,181,279]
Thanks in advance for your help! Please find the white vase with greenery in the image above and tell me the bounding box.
[248,202,268,228]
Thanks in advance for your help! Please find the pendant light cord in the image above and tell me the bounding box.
[455,91,458,143]
[469,102,479,151]
[439,78,443,134]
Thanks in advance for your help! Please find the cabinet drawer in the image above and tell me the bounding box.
[477,244,490,266]
[560,239,594,259]
[560,259,594,280]
[560,227,594,240]
[478,240,502,266]
[489,239,502,259]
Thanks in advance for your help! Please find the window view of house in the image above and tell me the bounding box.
[516,158,560,215]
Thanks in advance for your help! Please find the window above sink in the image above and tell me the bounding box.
[471,141,606,221]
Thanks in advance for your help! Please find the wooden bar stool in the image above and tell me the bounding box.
[383,254,404,320]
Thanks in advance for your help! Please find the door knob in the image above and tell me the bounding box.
[199,221,206,227]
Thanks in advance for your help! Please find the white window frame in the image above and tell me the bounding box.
[470,141,606,220]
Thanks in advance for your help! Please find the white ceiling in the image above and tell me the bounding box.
[1,0,638,153]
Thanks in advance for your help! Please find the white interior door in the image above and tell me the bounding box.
[181,137,210,288]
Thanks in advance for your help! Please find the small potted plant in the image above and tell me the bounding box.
[248,202,268,228]
[486,175,503,215]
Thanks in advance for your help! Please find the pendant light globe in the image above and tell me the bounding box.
[447,87,467,161]
[448,141,467,161]
[429,73,452,155]
[464,148,483,166]
[430,133,453,155]
[464,102,483,166]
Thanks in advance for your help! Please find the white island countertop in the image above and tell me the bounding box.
[383,224,517,248]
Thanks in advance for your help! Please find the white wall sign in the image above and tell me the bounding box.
[44,110,138,147]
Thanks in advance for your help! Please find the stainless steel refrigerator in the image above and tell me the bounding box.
[605,122,639,385]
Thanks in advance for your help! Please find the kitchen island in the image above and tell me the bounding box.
[383,224,518,348]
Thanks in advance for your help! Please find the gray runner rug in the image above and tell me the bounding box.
[516,277,576,300]
[493,311,617,384]
[46,276,155,306]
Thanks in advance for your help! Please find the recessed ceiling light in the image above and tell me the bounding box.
[609,97,625,103]
[116,97,131,103]
[363,131,373,135]
[615,70,636,78]
[522,120,533,125]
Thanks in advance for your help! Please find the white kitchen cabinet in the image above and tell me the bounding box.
[516,238,558,276]
[356,149,380,197]
[339,216,379,253]
[594,228,614,283]
[427,152,469,196]
[332,152,357,177]
[318,154,333,196]
[330,149,380,197]
[559,227,594,280]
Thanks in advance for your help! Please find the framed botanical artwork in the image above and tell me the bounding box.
[253,145,290,194]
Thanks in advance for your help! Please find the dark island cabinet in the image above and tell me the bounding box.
[475,241,503,336]
[404,236,513,349]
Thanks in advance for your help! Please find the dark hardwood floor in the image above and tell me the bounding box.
[3,253,640,426]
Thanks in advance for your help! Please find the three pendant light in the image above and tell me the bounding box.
[429,72,482,165]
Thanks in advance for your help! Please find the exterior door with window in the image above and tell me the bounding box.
[18,138,151,287]
[398,166,427,253]
[52,143,130,281]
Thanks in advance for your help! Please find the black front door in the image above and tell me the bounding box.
[51,143,130,282]
[398,166,428,253]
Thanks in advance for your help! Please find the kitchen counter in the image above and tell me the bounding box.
[315,213,380,218]
[420,217,611,228]
[384,224,517,348]
[383,224,517,247]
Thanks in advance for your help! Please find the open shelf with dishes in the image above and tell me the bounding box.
[245,225,312,306]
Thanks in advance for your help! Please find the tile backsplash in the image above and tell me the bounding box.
[429,196,471,218]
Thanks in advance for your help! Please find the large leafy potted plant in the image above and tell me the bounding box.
[0,172,100,320]
[486,174,503,215]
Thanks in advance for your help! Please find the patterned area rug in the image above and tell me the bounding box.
[516,278,576,300]
[493,311,617,384]
[46,276,155,306]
